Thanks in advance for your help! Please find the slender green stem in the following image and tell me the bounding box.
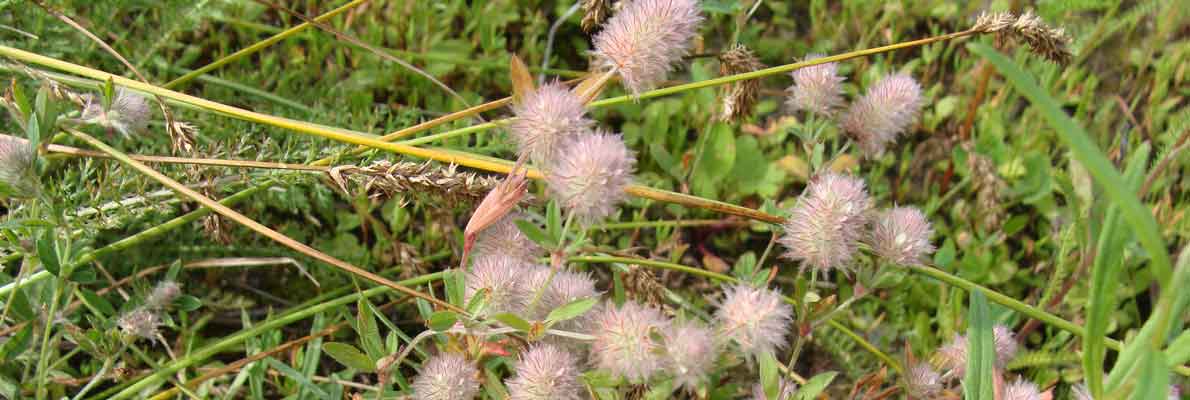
[35,280,64,400]
[104,271,446,400]
[163,0,370,89]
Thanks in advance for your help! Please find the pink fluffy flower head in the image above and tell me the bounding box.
[509,82,594,167]
[715,284,794,356]
[412,353,480,400]
[841,73,923,157]
[936,324,1018,379]
[1000,377,1046,400]
[82,88,152,136]
[145,280,182,310]
[546,132,636,224]
[662,321,718,390]
[473,212,544,264]
[465,255,531,316]
[592,0,703,94]
[785,54,845,117]
[904,363,943,398]
[779,173,872,274]
[868,206,935,265]
[0,135,39,199]
[588,300,669,381]
[506,344,583,400]
[117,308,161,340]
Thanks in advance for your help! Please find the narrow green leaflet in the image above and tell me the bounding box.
[490,312,532,332]
[36,233,59,278]
[758,351,780,400]
[427,311,459,332]
[321,342,376,372]
[545,297,598,323]
[797,371,837,400]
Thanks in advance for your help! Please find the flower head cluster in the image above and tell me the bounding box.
[145,280,182,310]
[841,73,923,157]
[662,321,718,390]
[506,344,583,400]
[1000,377,1045,400]
[904,363,943,398]
[117,308,161,340]
[868,206,935,265]
[779,173,872,274]
[0,135,39,199]
[412,353,481,400]
[546,132,636,224]
[715,284,793,356]
[465,255,532,316]
[785,54,846,117]
[509,82,594,167]
[936,324,1018,379]
[81,88,152,136]
[588,300,669,381]
[592,0,703,94]
[473,213,544,264]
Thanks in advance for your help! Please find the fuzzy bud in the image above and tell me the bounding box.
[785,54,845,117]
[715,284,793,356]
[779,173,872,274]
[546,132,635,224]
[145,280,182,310]
[592,0,703,94]
[473,213,544,264]
[904,363,942,398]
[82,88,152,136]
[0,135,39,199]
[506,343,583,400]
[1000,377,1047,400]
[662,321,718,390]
[509,82,594,167]
[412,353,480,400]
[841,73,923,157]
[868,206,935,265]
[588,300,669,381]
[465,255,531,316]
[117,308,161,340]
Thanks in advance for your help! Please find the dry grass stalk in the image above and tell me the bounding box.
[972,11,1072,64]
[329,160,501,202]
[717,44,765,121]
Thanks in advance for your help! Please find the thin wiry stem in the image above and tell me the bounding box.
[65,127,463,314]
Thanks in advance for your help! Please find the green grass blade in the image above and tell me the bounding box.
[1128,349,1169,400]
[1084,145,1150,398]
[969,43,1171,285]
[962,290,995,400]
